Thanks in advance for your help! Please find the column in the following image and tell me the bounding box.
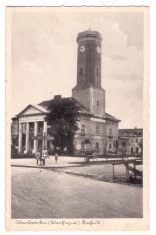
[42,121,47,150]
[24,122,30,154]
[18,123,22,153]
[32,122,38,153]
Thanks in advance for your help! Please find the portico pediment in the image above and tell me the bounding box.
[17,104,47,117]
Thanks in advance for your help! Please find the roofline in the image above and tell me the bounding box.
[13,99,121,123]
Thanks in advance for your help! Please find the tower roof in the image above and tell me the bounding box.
[77,29,102,42]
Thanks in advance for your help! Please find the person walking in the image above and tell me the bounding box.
[55,152,58,163]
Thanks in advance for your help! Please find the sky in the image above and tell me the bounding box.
[11,9,144,128]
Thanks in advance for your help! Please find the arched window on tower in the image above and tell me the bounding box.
[97,101,99,106]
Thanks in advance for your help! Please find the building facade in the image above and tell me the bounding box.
[118,128,143,155]
[11,29,121,155]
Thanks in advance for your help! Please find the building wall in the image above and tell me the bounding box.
[120,136,143,154]
[91,88,105,117]
[72,87,105,117]
[105,120,119,151]
[11,119,19,136]
[72,88,90,114]
[118,129,143,155]
[74,115,107,155]
[77,38,101,89]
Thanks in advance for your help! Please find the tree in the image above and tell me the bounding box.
[45,98,81,154]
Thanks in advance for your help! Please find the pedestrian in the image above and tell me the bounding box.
[39,148,43,165]
[55,152,58,163]
[35,150,41,165]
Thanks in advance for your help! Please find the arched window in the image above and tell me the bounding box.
[97,100,99,106]
[109,144,112,150]
[96,142,99,152]
[96,125,99,135]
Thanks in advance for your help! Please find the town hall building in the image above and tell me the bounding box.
[11,29,121,155]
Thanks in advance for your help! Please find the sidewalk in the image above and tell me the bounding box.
[11,155,142,169]
[11,156,85,169]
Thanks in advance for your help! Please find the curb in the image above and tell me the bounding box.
[11,164,83,169]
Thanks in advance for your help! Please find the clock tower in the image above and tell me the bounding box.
[72,29,105,118]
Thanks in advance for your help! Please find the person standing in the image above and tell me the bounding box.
[55,152,58,163]
[35,150,41,165]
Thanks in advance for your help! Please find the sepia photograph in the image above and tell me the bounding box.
[6,7,149,231]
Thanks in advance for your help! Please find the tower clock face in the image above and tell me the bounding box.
[97,47,101,53]
[80,46,85,52]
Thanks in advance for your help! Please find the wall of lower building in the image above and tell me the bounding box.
[119,136,143,154]
[74,115,107,155]
[11,119,19,145]
[11,119,19,136]
[105,120,119,152]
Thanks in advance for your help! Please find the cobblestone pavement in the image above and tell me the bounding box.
[12,167,143,219]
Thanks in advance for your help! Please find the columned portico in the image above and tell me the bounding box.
[24,122,30,154]
[32,122,38,153]
[18,123,22,153]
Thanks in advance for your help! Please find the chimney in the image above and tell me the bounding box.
[54,95,61,100]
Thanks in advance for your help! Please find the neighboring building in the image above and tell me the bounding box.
[118,128,143,155]
[11,29,121,155]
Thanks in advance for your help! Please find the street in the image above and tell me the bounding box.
[11,166,143,219]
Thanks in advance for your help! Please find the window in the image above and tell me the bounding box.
[109,144,112,150]
[109,128,112,137]
[31,139,34,149]
[97,100,99,106]
[80,68,82,75]
[30,126,34,134]
[113,141,116,149]
[136,138,138,143]
[22,123,26,133]
[96,142,99,152]
[96,125,99,135]
[131,139,133,143]
[81,125,85,136]
[81,141,85,150]
[38,126,43,134]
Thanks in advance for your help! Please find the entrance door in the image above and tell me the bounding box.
[38,140,42,150]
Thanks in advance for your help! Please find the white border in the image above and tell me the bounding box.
[1,0,156,234]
